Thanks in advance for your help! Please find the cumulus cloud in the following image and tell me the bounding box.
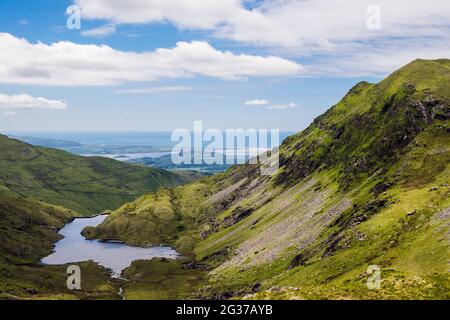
[245,99,269,106]
[114,86,191,94]
[74,0,450,76]
[267,102,299,110]
[76,0,450,47]
[0,33,302,86]
[0,93,67,110]
[81,24,116,38]
[76,0,241,29]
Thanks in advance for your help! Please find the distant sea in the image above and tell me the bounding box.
[7,132,177,147]
[6,131,295,148]
[5,131,296,163]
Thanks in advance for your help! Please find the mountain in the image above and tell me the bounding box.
[85,59,450,299]
[0,134,203,299]
[0,135,195,215]
[10,136,82,148]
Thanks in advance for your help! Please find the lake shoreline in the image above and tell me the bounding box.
[41,215,179,278]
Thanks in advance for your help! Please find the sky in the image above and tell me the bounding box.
[0,0,449,132]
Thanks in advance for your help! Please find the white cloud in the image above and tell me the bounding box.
[267,102,299,110]
[0,33,302,86]
[75,0,450,76]
[245,99,269,106]
[0,93,67,110]
[76,0,450,47]
[3,111,16,116]
[81,24,116,38]
[309,42,450,77]
[114,86,191,94]
[76,0,241,29]
[244,99,300,109]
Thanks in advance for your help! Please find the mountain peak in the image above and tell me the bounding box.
[378,58,450,99]
[277,59,449,187]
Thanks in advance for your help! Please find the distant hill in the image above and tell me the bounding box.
[0,135,196,215]
[130,153,232,174]
[10,136,82,148]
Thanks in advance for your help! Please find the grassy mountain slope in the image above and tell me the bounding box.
[86,59,449,299]
[0,135,194,215]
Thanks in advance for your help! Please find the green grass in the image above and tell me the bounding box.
[121,259,205,300]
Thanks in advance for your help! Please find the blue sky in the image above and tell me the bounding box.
[0,0,448,132]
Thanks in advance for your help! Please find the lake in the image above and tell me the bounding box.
[41,215,179,277]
